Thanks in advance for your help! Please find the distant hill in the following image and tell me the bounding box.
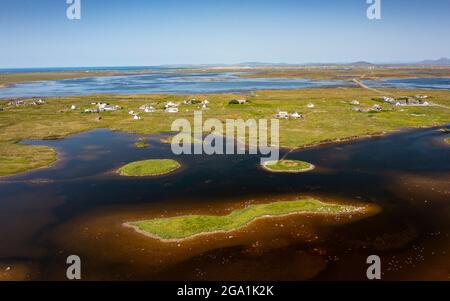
[417,57,450,65]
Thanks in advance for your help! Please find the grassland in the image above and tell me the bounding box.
[0,87,449,176]
[127,198,360,241]
[262,160,314,173]
[117,159,180,176]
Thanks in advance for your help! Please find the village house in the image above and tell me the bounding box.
[102,105,120,111]
[31,99,46,105]
[133,114,141,120]
[291,112,303,119]
[307,103,315,108]
[84,108,100,113]
[350,100,360,105]
[165,107,179,113]
[229,99,247,105]
[275,111,290,119]
[165,101,178,109]
[382,96,429,107]
[7,99,25,106]
[139,105,155,113]
[372,104,382,111]
[70,105,77,110]
[129,110,135,115]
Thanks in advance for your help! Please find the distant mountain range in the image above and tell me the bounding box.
[234,58,450,67]
[417,57,450,65]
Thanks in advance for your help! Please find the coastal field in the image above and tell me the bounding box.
[117,159,181,176]
[0,87,449,176]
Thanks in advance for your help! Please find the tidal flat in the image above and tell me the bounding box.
[0,126,448,280]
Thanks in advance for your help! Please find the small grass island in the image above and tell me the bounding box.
[125,199,362,241]
[117,159,180,177]
[262,160,314,173]
[134,140,149,148]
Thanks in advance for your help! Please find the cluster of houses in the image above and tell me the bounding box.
[348,99,382,113]
[6,98,46,106]
[84,102,121,113]
[139,104,155,113]
[382,96,430,106]
[275,111,303,119]
[165,101,180,113]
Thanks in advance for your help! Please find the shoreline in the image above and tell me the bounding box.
[123,205,370,243]
[261,161,316,173]
[2,124,448,178]
[115,161,182,177]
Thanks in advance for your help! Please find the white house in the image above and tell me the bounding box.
[139,105,155,113]
[165,101,178,109]
[133,114,141,120]
[103,105,120,111]
[307,103,315,108]
[276,111,289,119]
[129,110,135,115]
[70,105,77,110]
[291,112,302,119]
[350,100,360,105]
[165,107,179,113]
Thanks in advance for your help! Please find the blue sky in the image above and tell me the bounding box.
[0,0,449,68]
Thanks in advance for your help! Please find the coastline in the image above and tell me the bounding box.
[115,161,182,177]
[261,161,316,173]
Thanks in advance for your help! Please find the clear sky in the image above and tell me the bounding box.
[1,0,449,68]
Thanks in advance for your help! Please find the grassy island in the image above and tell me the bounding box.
[262,160,314,173]
[126,199,361,241]
[117,159,180,176]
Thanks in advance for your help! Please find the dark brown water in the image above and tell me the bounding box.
[0,126,449,280]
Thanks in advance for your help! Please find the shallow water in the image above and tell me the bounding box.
[0,72,346,98]
[0,126,449,280]
[364,77,450,90]
[2,71,449,98]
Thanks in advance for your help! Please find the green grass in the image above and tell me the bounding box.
[0,143,57,176]
[129,199,358,240]
[0,88,449,176]
[117,159,180,176]
[262,160,314,172]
